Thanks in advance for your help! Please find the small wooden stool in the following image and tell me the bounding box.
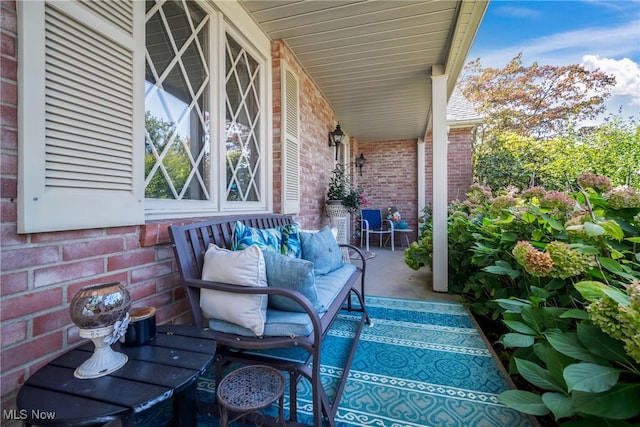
[216,365,285,427]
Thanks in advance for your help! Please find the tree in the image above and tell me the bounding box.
[473,115,640,190]
[461,53,616,138]
[144,112,192,199]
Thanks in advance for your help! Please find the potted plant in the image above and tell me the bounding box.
[327,164,348,204]
[342,187,370,213]
[326,164,370,212]
[326,164,371,243]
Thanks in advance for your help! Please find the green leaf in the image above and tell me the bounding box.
[522,212,537,223]
[541,392,573,420]
[564,363,620,393]
[545,216,564,231]
[626,237,640,243]
[584,221,605,237]
[503,320,536,335]
[574,281,608,301]
[602,286,630,306]
[530,286,551,299]
[562,418,636,427]
[572,383,640,419]
[521,305,544,334]
[500,333,535,348]
[573,244,601,256]
[533,342,571,389]
[559,309,589,320]
[599,257,624,274]
[515,358,566,392]
[484,261,520,279]
[574,280,628,305]
[495,298,528,313]
[546,331,605,364]
[600,219,624,241]
[500,231,518,241]
[497,390,550,416]
[577,323,631,365]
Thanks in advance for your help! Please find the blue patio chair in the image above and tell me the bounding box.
[360,209,394,251]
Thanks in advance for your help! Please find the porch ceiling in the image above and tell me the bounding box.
[240,0,488,143]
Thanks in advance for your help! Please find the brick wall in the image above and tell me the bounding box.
[356,139,419,245]
[446,129,474,202]
[354,132,473,246]
[423,129,474,205]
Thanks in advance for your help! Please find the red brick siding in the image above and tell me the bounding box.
[424,130,474,205]
[354,132,474,245]
[354,140,418,245]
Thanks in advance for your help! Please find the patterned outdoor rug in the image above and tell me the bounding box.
[140,296,533,426]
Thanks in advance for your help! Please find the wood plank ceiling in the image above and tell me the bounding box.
[240,0,488,143]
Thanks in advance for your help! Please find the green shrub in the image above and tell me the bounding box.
[496,292,640,425]
[405,176,640,317]
[405,173,640,424]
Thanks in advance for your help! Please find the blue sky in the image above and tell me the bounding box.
[467,0,640,123]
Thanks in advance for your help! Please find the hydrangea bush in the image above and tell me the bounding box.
[404,173,640,424]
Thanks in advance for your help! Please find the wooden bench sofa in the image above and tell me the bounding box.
[168,214,370,426]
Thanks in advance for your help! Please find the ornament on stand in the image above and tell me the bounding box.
[68,282,131,379]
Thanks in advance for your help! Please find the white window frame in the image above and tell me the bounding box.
[145,1,272,219]
[17,0,273,231]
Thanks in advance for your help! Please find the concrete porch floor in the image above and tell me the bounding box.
[352,245,457,302]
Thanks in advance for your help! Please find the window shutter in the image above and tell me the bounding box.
[17,1,144,233]
[281,64,300,214]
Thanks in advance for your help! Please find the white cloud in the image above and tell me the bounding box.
[526,20,640,62]
[492,5,541,19]
[581,55,640,106]
[472,20,640,69]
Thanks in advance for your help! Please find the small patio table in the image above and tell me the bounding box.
[385,228,414,249]
[217,365,285,427]
[16,325,216,426]
[395,228,414,248]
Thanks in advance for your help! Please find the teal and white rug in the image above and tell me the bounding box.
[191,296,533,427]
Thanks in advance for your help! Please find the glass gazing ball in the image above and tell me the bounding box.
[69,282,131,329]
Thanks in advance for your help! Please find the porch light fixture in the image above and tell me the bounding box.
[328,123,345,161]
[356,153,366,176]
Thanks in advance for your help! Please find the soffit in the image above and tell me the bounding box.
[241,0,488,143]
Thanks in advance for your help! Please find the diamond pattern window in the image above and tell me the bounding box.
[144,0,210,201]
[225,35,262,202]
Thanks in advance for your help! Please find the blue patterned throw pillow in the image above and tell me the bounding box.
[232,221,282,253]
[279,222,302,258]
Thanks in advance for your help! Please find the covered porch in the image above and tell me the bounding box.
[1,0,491,424]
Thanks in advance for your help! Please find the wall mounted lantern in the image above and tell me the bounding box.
[328,123,345,161]
[355,153,366,176]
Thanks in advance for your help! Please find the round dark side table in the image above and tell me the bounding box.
[216,365,285,427]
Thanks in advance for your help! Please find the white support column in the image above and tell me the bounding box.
[431,65,448,292]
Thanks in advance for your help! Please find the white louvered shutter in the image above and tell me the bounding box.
[17,1,144,233]
[281,64,300,214]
